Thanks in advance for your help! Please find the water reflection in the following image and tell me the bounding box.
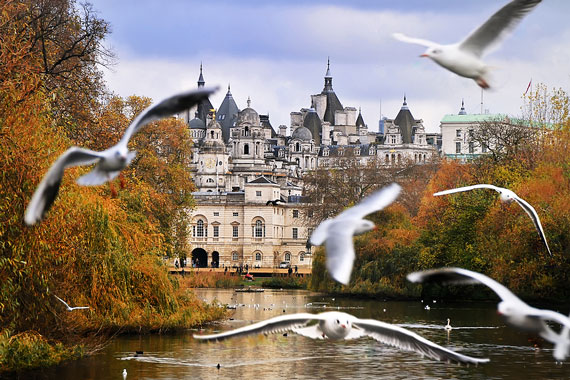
[23,289,570,379]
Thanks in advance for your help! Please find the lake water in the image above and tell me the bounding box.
[25,288,570,379]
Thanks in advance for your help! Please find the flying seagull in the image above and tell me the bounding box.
[24,86,218,225]
[193,311,488,365]
[393,0,542,88]
[54,295,90,311]
[309,183,401,284]
[407,267,570,361]
[433,184,551,256]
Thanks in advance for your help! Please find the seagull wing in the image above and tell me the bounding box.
[54,295,71,309]
[392,33,438,48]
[25,147,103,225]
[354,318,489,364]
[337,183,402,221]
[407,267,527,308]
[433,184,502,197]
[511,196,552,256]
[459,0,542,57]
[325,223,357,285]
[193,313,319,342]
[70,306,90,310]
[120,86,218,146]
[525,309,570,331]
[309,219,334,246]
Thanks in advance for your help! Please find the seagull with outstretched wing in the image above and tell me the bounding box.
[194,311,489,365]
[407,267,570,361]
[393,0,542,88]
[54,295,90,311]
[309,183,402,285]
[434,184,551,256]
[25,87,218,225]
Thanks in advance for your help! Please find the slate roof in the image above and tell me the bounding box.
[321,61,343,125]
[303,108,321,144]
[217,85,240,143]
[247,176,277,185]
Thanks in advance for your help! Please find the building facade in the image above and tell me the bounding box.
[184,61,439,268]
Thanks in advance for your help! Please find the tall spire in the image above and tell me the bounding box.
[323,57,333,92]
[197,62,205,87]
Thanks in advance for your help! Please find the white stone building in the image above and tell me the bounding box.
[183,62,439,268]
[439,101,505,161]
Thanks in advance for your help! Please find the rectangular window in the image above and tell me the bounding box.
[233,212,239,216]
[213,212,219,216]
[233,226,239,238]
[213,225,219,237]
[256,191,262,197]
[482,144,488,153]
[456,142,461,154]
[391,135,396,144]
[292,228,298,239]
[469,142,474,154]
[293,209,299,218]
[456,129,462,138]
[307,210,313,218]
[308,228,314,237]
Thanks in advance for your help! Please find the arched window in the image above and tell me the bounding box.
[295,158,300,166]
[296,142,300,152]
[211,130,214,139]
[299,252,305,262]
[243,127,250,137]
[206,178,214,183]
[244,144,249,155]
[255,252,262,261]
[397,153,402,164]
[196,220,204,237]
[232,252,239,261]
[385,154,389,164]
[284,252,291,262]
[254,220,264,238]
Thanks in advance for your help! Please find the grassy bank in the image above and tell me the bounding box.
[177,271,309,290]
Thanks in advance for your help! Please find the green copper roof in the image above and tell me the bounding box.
[440,113,506,123]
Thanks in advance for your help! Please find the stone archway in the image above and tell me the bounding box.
[212,251,220,268]
[191,248,208,268]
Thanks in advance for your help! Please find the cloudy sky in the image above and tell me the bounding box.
[90,0,570,133]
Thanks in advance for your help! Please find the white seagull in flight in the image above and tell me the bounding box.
[433,184,551,256]
[54,295,90,311]
[24,87,218,225]
[393,0,542,89]
[309,183,402,285]
[407,267,570,361]
[193,311,489,365]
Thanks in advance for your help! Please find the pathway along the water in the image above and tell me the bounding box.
[26,289,570,379]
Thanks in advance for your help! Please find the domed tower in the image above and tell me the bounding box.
[289,125,317,172]
[194,113,230,192]
[189,112,206,144]
[228,98,271,190]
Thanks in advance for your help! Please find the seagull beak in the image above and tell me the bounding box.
[420,54,429,58]
[341,324,347,329]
